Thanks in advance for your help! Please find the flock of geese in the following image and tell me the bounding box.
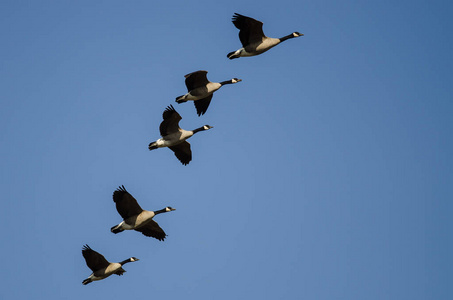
[81,13,303,285]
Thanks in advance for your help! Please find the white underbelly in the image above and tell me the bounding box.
[119,221,135,230]
[155,137,184,148]
[185,93,210,101]
[157,131,193,148]
[243,38,280,56]
[186,83,221,100]
[90,274,104,281]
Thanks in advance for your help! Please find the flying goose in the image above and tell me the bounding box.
[227,13,303,59]
[110,185,175,240]
[81,244,139,285]
[148,105,213,165]
[175,70,242,116]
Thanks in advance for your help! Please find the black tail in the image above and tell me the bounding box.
[148,142,158,150]
[82,279,92,285]
[227,51,239,59]
[111,225,124,234]
[175,95,187,103]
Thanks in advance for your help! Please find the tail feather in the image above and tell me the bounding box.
[175,95,187,103]
[111,225,124,234]
[82,279,92,285]
[227,51,239,59]
[148,142,158,150]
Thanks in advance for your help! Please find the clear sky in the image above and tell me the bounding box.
[1,0,452,299]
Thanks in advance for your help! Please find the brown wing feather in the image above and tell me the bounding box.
[184,70,209,91]
[232,13,265,46]
[169,141,192,165]
[194,94,213,116]
[113,186,143,220]
[159,105,182,137]
[82,245,110,272]
[115,268,126,276]
[134,220,167,241]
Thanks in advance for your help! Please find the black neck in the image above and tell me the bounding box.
[120,258,132,265]
[279,33,295,42]
[154,208,168,215]
[192,126,206,134]
[220,80,234,85]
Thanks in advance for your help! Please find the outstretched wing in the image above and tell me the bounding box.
[134,220,167,241]
[232,13,265,47]
[82,245,110,272]
[113,185,143,220]
[159,105,182,137]
[115,268,126,276]
[184,70,209,91]
[169,141,192,165]
[194,94,213,116]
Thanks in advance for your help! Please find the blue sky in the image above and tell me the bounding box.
[1,0,452,299]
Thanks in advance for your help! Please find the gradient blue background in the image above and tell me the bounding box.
[1,0,452,299]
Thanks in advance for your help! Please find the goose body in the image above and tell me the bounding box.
[227,13,303,59]
[230,37,281,57]
[110,185,175,241]
[82,245,139,285]
[176,70,241,116]
[148,105,213,165]
[113,210,156,231]
[151,130,194,148]
[177,82,222,102]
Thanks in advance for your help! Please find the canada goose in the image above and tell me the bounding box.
[81,244,139,285]
[110,185,175,240]
[148,105,213,165]
[175,70,242,116]
[227,13,303,59]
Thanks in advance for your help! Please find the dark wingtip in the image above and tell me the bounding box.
[163,104,177,115]
[197,109,206,117]
[157,234,168,241]
[114,185,127,193]
[232,12,242,20]
[113,185,128,202]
